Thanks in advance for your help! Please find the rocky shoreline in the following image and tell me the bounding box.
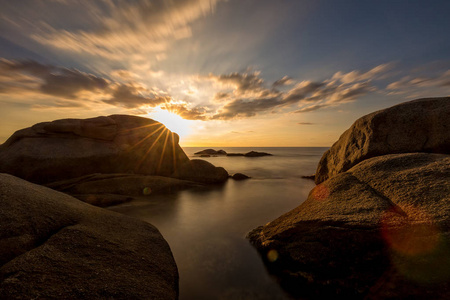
[0,97,448,299]
[248,97,450,299]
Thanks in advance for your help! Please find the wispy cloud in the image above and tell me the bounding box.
[27,0,222,64]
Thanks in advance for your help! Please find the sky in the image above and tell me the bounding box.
[0,0,449,147]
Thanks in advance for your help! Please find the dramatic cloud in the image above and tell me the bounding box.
[0,59,109,98]
[387,70,450,91]
[207,65,384,120]
[0,59,174,109]
[26,0,223,62]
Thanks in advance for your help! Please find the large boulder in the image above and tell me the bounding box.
[171,159,229,184]
[249,153,450,299]
[0,173,178,299]
[0,115,189,184]
[315,97,450,184]
[45,173,203,207]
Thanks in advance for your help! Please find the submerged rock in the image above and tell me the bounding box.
[249,153,450,299]
[172,159,229,184]
[0,115,189,184]
[0,173,178,299]
[315,97,450,184]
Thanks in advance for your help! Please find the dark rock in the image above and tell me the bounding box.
[249,153,450,299]
[227,153,245,157]
[315,97,450,184]
[301,174,316,180]
[0,115,189,184]
[244,151,272,157]
[0,173,178,299]
[195,149,227,155]
[45,173,202,207]
[200,154,211,157]
[231,173,251,180]
[172,159,229,184]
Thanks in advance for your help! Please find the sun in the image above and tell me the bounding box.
[149,107,192,139]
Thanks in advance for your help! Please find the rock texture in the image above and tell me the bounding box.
[0,115,189,184]
[46,173,202,207]
[171,159,229,184]
[315,97,450,184]
[0,173,178,299]
[249,153,450,299]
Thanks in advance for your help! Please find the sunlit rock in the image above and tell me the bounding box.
[0,115,189,184]
[0,173,178,299]
[315,97,450,184]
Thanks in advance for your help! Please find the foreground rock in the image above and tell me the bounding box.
[315,97,450,184]
[249,153,450,299]
[0,173,178,299]
[46,173,202,207]
[171,159,229,184]
[0,115,189,184]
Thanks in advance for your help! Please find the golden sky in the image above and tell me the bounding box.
[1,0,449,146]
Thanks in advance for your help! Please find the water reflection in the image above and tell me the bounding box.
[110,147,327,299]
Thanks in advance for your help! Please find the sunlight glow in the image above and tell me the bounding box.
[149,107,192,140]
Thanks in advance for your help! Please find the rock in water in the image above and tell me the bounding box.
[172,159,229,184]
[315,97,450,184]
[249,153,450,299]
[0,173,178,299]
[0,115,189,184]
[231,173,251,180]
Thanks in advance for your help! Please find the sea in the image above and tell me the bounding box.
[109,147,328,300]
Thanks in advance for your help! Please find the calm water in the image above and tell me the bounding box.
[110,147,327,299]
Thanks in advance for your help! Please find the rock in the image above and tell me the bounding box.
[315,97,450,184]
[244,151,272,157]
[231,173,251,180]
[194,149,227,155]
[0,173,178,299]
[200,154,211,157]
[248,153,450,299]
[45,173,202,207]
[0,115,189,184]
[172,159,229,184]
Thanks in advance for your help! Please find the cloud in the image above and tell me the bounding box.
[0,58,174,109]
[207,71,266,96]
[29,0,223,62]
[0,59,109,98]
[207,65,385,120]
[104,84,170,108]
[272,76,294,87]
[297,122,315,125]
[161,103,208,120]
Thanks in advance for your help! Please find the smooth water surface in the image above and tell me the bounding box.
[110,147,327,299]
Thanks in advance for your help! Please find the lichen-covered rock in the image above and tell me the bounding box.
[172,159,229,184]
[0,115,189,184]
[0,173,179,299]
[315,97,450,184]
[249,153,450,299]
